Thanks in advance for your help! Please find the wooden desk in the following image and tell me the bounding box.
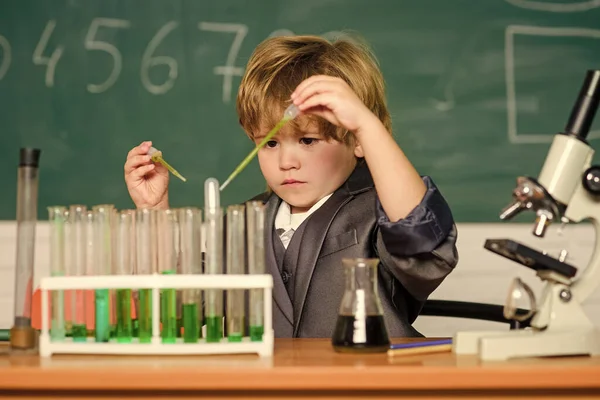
[0,338,599,399]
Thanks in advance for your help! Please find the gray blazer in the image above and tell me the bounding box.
[251,161,459,338]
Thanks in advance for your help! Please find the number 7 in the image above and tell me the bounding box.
[85,18,131,94]
[198,22,248,103]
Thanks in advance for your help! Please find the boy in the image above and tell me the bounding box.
[124,35,458,338]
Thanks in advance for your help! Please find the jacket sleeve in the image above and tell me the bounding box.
[373,176,459,312]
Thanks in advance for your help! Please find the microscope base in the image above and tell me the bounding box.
[453,328,600,361]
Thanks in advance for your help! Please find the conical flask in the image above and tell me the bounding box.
[332,258,390,353]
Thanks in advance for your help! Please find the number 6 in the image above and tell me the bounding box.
[141,21,179,95]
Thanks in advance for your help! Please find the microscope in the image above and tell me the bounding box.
[453,69,600,361]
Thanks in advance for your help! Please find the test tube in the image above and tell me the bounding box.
[68,205,87,342]
[48,206,67,342]
[85,210,94,337]
[204,178,223,343]
[226,205,246,342]
[93,204,114,342]
[157,209,178,343]
[114,210,134,342]
[10,148,41,351]
[135,209,154,343]
[246,201,266,341]
[178,207,202,343]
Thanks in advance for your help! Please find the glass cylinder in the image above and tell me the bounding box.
[114,210,134,343]
[68,205,87,342]
[135,208,154,343]
[226,204,245,342]
[92,204,114,342]
[48,206,67,342]
[178,207,202,343]
[11,148,41,350]
[157,209,178,343]
[331,258,390,353]
[246,201,265,341]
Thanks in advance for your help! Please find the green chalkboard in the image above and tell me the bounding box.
[1,0,599,222]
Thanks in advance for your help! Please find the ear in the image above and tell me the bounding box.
[353,142,364,158]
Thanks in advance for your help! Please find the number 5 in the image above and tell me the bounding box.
[85,18,131,94]
[0,35,10,81]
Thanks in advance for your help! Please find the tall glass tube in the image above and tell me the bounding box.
[93,204,114,342]
[68,205,87,342]
[204,178,223,342]
[178,207,202,343]
[114,210,133,343]
[85,210,95,337]
[48,206,66,342]
[135,209,154,343]
[11,148,41,351]
[226,205,245,342]
[246,201,266,341]
[157,209,178,343]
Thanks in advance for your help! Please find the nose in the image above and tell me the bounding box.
[278,144,300,171]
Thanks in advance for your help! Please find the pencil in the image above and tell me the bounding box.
[387,344,452,357]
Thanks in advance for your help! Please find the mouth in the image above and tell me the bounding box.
[282,179,305,186]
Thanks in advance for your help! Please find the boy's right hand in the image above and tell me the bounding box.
[124,141,170,209]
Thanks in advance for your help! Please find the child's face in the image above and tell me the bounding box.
[254,117,362,213]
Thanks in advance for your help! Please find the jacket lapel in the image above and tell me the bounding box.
[263,194,294,325]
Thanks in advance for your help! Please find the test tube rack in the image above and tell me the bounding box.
[39,274,274,358]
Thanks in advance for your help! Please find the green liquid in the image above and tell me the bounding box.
[116,289,132,343]
[161,270,177,343]
[72,324,87,342]
[94,289,110,342]
[132,319,139,338]
[182,303,199,343]
[205,316,222,343]
[250,325,264,342]
[228,333,243,342]
[138,289,152,343]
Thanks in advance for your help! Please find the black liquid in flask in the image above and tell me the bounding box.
[332,258,390,353]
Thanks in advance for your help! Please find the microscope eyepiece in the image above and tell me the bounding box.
[564,69,600,140]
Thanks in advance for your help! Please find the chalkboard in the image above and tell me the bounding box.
[1,0,599,222]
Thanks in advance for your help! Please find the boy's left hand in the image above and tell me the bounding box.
[291,75,379,135]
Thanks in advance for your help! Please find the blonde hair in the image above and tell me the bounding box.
[236,34,391,144]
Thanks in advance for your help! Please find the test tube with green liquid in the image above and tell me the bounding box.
[85,210,95,337]
[178,207,202,343]
[136,209,154,343]
[114,210,134,343]
[157,209,178,343]
[226,205,246,342]
[246,201,266,341]
[48,206,66,341]
[204,178,223,342]
[68,205,87,342]
[93,204,114,342]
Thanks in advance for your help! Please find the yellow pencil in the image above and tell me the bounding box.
[387,344,452,357]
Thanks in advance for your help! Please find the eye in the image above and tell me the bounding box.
[265,140,278,148]
[300,138,318,145]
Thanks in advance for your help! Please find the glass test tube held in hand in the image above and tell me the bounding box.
[204,178,223,342]
[178,207,202,343]
[48,206,67,342]
[68,205,87,342]
[136,209,154,343]
[114,211,134,343]
[93,205,114,342]
[246,201,266,341]
[11,148,41,351]
[226,205,246,342]
[157,209,178,343]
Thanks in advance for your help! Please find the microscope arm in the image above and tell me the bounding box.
[562,181,600,303]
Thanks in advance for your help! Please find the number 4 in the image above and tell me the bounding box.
[198,22,248,103]
[33,20,64,87]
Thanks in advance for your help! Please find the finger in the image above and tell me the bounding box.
[296,92,337,113]
[127,141,153,158]
[302,106,339,127]
[128,163,155,181]
[124,154,152,174]
[291,75,340,100]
